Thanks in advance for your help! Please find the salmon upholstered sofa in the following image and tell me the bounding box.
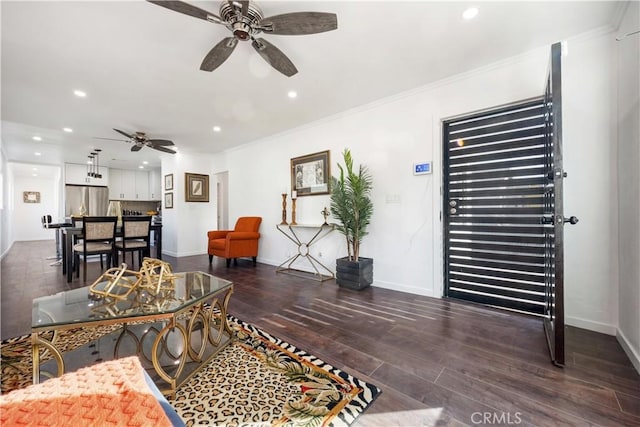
[207,217,262,267]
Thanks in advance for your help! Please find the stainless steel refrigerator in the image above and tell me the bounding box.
[65,185,110,217]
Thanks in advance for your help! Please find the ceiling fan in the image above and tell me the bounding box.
[147,0,338,77]
[95,129,177,154]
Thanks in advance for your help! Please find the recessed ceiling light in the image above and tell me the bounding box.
[32,136,42,141]
[32,174,38,177]
[213,126,221,132]
[462,7,479,20]
[35,152,41,156]
[287,90,297,99]
[32,167,37,171]
[73,90,87,98]
[143,161,149,165]
[63,127,73,133]
[139,165,144,169]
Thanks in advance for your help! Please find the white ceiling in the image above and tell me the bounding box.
[1,1,623,170]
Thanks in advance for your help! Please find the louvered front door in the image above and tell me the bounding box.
[542,42,576,366]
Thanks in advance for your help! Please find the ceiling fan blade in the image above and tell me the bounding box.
[200,37,238,72]
[251,38,298,77]
[259,12,337,35]
[93,137,129,142]
[147,1,222,23]
[131,145,143,152]
[147,139,175,146]
[113,128,134,139]
[152,145,177,154]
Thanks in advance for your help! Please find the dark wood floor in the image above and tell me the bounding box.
[2,240,639,426]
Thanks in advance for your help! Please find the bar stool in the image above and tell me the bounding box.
[41,215,70,266]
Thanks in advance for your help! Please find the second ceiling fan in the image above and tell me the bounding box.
[148,0,338,77]
[96,129,177,154]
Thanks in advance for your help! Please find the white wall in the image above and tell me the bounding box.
[0,147,14,257]
[161,152,222,257]
[212,29,621,334]
[10,173,59,241]
[616,1,640,372]
[562,32,620,334]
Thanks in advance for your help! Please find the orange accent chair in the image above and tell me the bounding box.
[207,217,262,267]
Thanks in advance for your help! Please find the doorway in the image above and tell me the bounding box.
[442,43,572,366]
[442,98,548,315]
[215,171,229,230]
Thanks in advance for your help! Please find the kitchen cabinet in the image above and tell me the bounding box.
[65,163,109,186]
[148,169,161,200]
[109,168,152,200]
[109,169,135,200]
[135,171,149,200]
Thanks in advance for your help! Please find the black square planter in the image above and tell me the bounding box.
[336,257,373,290]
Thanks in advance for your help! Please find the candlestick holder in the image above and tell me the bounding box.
[280,194,288,225]
[291,198,297,225]
[321,207,330,225]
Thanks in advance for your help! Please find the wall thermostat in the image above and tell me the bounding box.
[414,162,432,175]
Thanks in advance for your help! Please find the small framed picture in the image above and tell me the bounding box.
[164,173,174,191]
[164,192,173,209]
[291,150,330,196]
[185,173,209,202]
[23,191,40,203]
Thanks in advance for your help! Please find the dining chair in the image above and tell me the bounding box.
[73,216,117,282]
[71,216,106,270]
[71,216,84,246]
[115,216,152,270]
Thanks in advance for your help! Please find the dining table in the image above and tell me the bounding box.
[61,223,163,283]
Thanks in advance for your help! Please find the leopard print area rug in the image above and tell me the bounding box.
[1,315,381,426]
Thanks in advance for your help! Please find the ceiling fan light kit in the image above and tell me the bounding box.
[148,0,338,77]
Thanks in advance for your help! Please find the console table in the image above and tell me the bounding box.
[31,271,234,398]
[276,224,335,282]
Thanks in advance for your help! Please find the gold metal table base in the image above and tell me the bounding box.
[275,224,335,282]
[32,287,234,398]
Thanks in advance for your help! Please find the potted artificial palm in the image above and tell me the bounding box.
[330,149,374,290]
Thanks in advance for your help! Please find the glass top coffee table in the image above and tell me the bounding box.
[32,271,234,397]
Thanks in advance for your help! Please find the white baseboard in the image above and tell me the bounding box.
[372,280,437,298]
[617,329,640,374]
[162,250,207,258]
[257,257,281,267]
[565,316,617,335]
[0,240,15,260]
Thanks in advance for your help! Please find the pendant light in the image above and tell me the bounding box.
[94,149,102,179]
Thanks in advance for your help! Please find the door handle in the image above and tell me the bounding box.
[564,216,579,225]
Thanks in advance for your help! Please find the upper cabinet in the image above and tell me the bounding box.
[135,171,149,200]
[148,169,161,201]
[109,168,159,200]
[65,163,109,186]
[109,169,135,200]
